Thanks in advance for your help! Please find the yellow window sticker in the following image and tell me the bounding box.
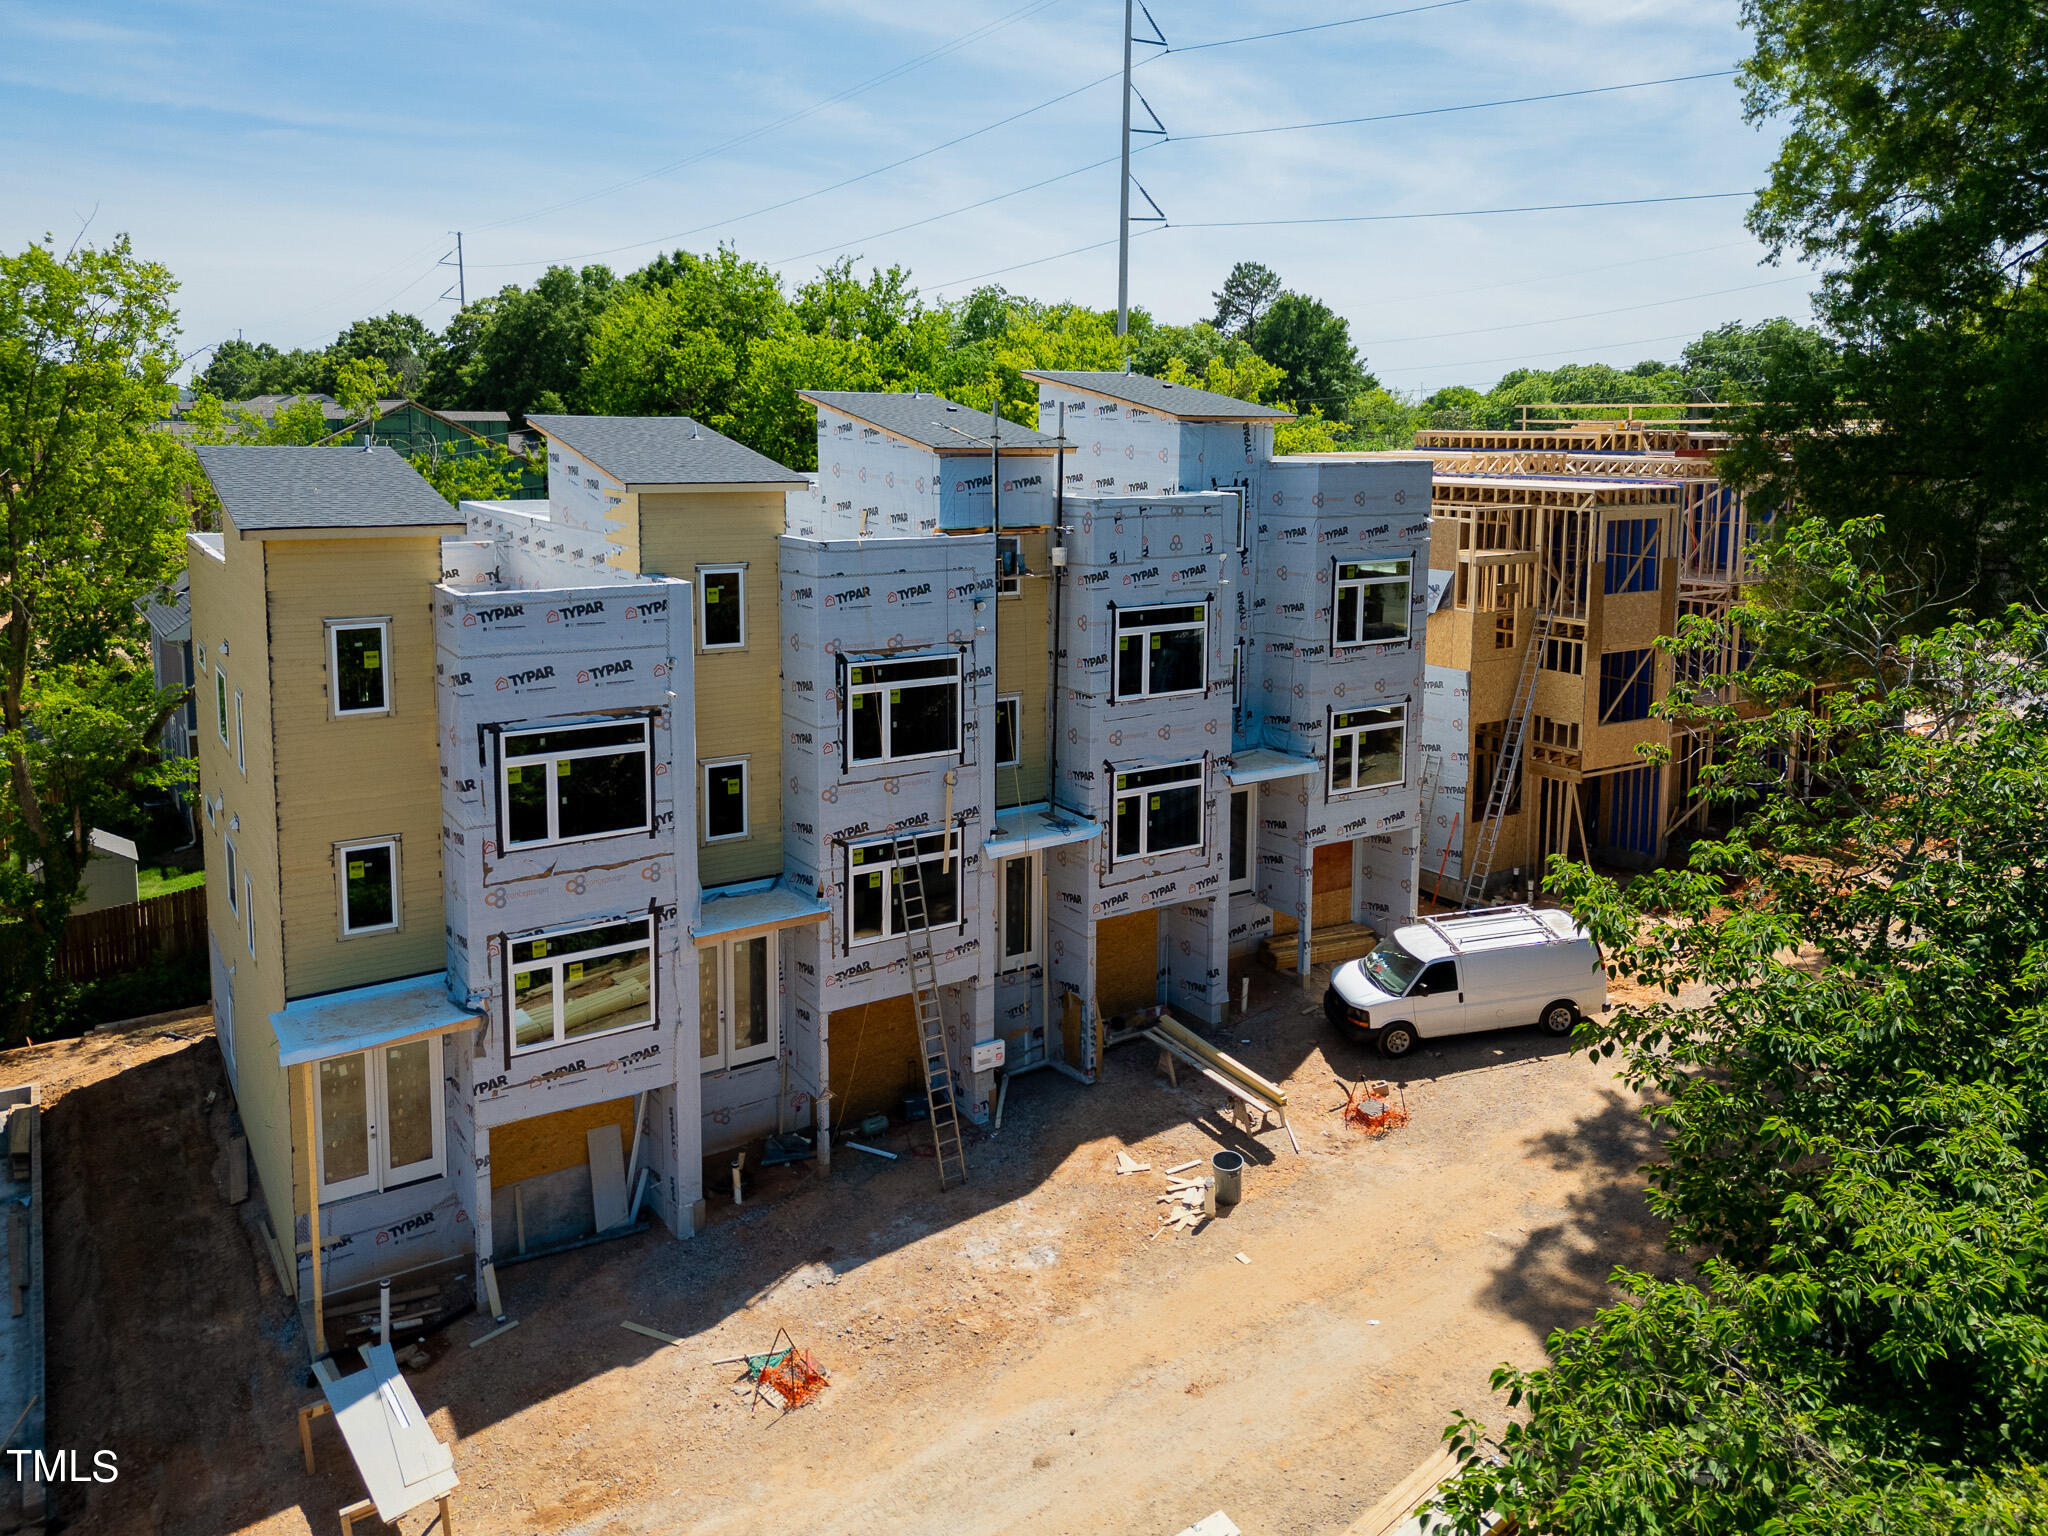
[566,962,583,982]
[347,862,364,879]
[1150,795,1161,809]
[363,652,379,670]
[506,766,522,783]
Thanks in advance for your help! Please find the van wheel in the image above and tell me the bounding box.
[1540,1002,1577,1036]
[1378,1022,1417,1058]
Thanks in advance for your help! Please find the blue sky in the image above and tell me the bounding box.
[0,0,1820,394]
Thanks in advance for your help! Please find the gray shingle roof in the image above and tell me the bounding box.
[1022,370,1293,421]
[800,391,1061,451]
[192,445,461,532]
[527,415,808,486]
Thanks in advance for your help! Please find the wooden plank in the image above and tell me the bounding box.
[227,1134,249,1205]
[1152,1015,1288,1106]
[1343,1446,1463,1536]
[587,1125,629,1233]
[621,1321,685,1347]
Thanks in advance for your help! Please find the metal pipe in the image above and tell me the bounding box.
[1047,402,1067,807]
[945,768,957,874]
[378,1279,392,1348]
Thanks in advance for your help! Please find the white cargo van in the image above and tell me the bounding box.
[1323,905,1607,1058]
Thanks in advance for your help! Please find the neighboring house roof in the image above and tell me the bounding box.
[436,409,512,424]
[88,829,139,864]
[799,391,1061,452]
[526,415,809,487]
[1021,370,1294,422]
[142,570,191,641]
[192,445,461,532]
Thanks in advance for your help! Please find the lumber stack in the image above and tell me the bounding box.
[1261,920,1378,973]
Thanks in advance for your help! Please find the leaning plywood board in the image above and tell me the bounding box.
[588,1125,629,1233]
[320,1344,457,1524]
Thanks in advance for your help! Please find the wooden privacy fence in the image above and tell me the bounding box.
[55,886,207,985]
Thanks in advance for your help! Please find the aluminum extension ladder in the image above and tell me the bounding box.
[892,835,968,1191]
[1459,612,1551,908]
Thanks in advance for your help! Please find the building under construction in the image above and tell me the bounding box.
[1365,405,1760,903]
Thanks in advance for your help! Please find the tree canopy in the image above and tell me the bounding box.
[1431,522,2048,1533]
[0,236,194,1035]
[1721,0,2048,608]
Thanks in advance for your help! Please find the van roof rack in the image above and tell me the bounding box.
[1413,905,1569,955]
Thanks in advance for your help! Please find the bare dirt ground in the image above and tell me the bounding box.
[18,965,1690,1536]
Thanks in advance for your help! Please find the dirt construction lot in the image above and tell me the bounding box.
[21,964,1682,1536]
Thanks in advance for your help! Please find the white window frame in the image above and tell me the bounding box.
[225,838,239,915]
[215,668,229,747]
[1113,603,1207,702]
[844,654,962,767]
[507,916,656,1057]
[336,837,401,938]
[997,852,1039,971]
[701,758,749,844]
[234,689,245,773]
[314,1036,447,1203]
[1329,703,1408,795]
[997,534,1022,598]
[995,694,1022,769]
[845,832,961,948]
[244,869,255,955]
[1112,759,1206,863]
[698,932,779,1072]
[325,617,392,718]
[697,564,746,651]
[1332,559,1413,648]
[1229,786,1257,894]
[499,718,653,851]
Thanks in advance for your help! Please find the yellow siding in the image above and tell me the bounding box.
[994,531,1051,808]
[188,523,292,1247]
[637,490,787,888]
[265,538,447,1002]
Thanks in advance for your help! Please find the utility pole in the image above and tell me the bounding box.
[1117,0,1133,339]
[1115,3,1168,351]
[441,233,467,308]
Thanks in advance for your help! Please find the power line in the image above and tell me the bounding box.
[1377,329,1711,374]
[1171,70,1736,144]
[771,145,1161,267]
[1404,240,1754,303]
[1363,274,1809,345]
[929,226,1167,291]
[468,0,1068,235]
[467,1,1489,276]
[469,65,1131,271]
[1168,0,1475,53]
[1178,191,1753,230]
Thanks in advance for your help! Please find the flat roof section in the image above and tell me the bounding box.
[193,445,462,533]
[527,415,809,488]
[801,391,1061,452]
[271,974,480,1067]
[1023,370,1294,422]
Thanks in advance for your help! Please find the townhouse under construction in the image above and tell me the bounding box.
[185,374,1437,1347]
[1381,404,1761,903]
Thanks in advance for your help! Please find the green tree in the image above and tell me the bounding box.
[325,310,437,396]
[1209,260,1283,339]
[408,444,536,506]
[582,248,785,424]
[466,264,617,420]
[0,237,194,1036]
[1431,520,2048,1533]
[192,336,324,401]
[332,357,396,440]
[1720,0,2048,607]
[1250,291,1373,412]
[1681,317,1833,402]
